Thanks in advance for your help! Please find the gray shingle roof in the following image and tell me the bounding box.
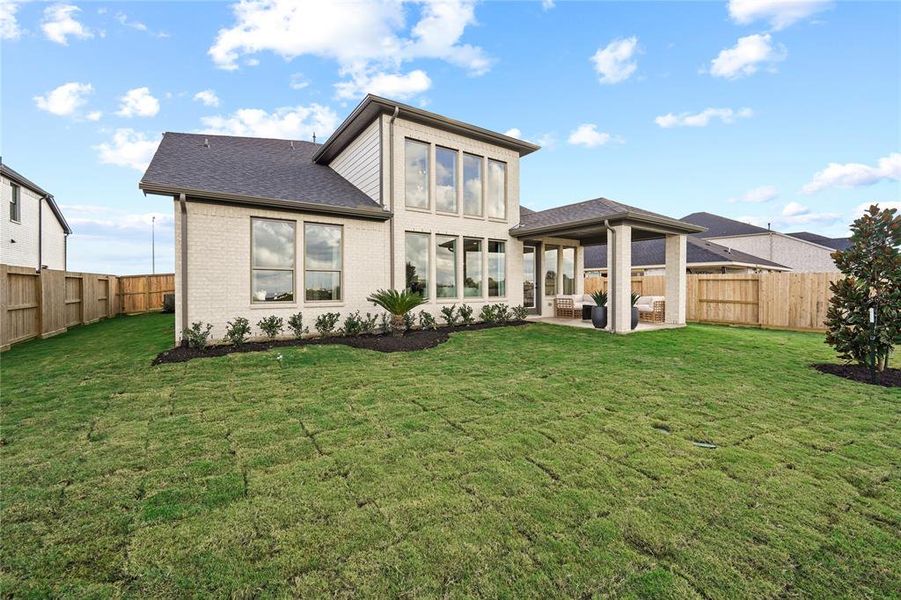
[140,132,387,217]
[787,231,851,251]
[681,212,771,238]
[584,237,789,270]
[515,197,701,236]
[0,162,72,233]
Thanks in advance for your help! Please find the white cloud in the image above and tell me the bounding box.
[199,104,339,140]
[34,82,94,117]
[655,107,753,128]
[193,89,220,107]
[116,87,160,118]
[782,201,808,216]
[740,202,842,229]
[504,128,522,139]
[334,69,431,100]
[115,11,146,31]
[591,36,639,84]
[289,73,309,90]
[94,128,161,171]
[1,1,22,40]
[728,185,778,204]
[86,110,102,121]
[42,4,93,45]
[728,0,832,30]
[541,0,555,9]
[208,0,488,99]
[567,124,613,148]
[708,33,786,79]
[802,153,901,194]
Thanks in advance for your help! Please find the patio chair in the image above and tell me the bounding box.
[636,296,666,323]
[554,296,578,318]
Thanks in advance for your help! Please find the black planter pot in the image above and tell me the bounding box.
[631,306,639,330]
[591,306,607,329]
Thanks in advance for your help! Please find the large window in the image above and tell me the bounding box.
[562,247,575,295]
[436,235,458,298]
[405,232,429,299]
[488,241,506,297]
[304,223,342,301]
[544,245,558,296]
[9,183,20,222]
[436,146,457,213]
[463,238,482,297]
[486,160,506,219]
[405,139,429,209]
[251,218,295,303]
[463,153,482,217]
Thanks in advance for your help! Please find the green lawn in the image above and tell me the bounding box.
[1,314,898,598]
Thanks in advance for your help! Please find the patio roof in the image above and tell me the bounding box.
[510,197,704,244]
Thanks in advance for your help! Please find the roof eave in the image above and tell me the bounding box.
[511,211,706,238]
[312,94,540,164]
[139,181,393,221]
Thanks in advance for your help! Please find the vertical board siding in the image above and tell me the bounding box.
[584,272,839,332]
[0,269,174,350]
[329,119,381,202]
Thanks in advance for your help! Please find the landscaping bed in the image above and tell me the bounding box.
[153,320,529,364]
[813,362,901,387]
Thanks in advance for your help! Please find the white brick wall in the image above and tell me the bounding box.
[0,175,66,270]
[709,233,838,272]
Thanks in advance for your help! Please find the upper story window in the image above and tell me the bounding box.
[9,183,20,222]
[251,218,295,303]
[462,153,482,217]
[405,139,429,209]
[305,223,342,301]
[487,160,506,220]
[435,146,457,213]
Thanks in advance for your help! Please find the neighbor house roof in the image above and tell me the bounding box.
[312,94,540,164]
[512,197,705,239]
[584,237,790,271]
[0,162,72,234]
[140,132,390,220]
[787,231,851,251]
[681,211,771,238]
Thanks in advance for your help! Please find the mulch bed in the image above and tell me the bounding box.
[813,363,901,388]
[152,321,529,365]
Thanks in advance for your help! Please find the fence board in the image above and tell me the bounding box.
[1,268,174,350]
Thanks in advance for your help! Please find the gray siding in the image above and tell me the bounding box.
[329,119,381,203]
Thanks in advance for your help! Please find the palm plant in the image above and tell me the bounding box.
[590,290,608,307]
[366,289,426,336]
[630,292,641,306]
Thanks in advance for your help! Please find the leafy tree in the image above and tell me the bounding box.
[825,205,900,372]
[367,289,426,336]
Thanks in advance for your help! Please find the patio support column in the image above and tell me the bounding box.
[610,224,632,333]
[664,233,687,325]
[575,245,585,296]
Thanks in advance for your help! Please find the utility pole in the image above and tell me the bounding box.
[152,216,156,275]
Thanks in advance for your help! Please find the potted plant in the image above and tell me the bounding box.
[367,289,426,336]
[589,291,608,329]
[631,292,641,330]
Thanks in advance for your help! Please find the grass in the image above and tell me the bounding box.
[1,313,898,598]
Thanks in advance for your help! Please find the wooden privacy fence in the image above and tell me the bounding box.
[0,266,174,350]
[584,272,840,332]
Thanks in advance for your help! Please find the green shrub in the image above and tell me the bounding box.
[419,311,438,330]
[457,304,475,325]
[287,312,308,338]
[315,312,341,337]
[403,311,415,331]
[479,304,498,323]
[439,304,458,326]
[360,313,378,334]
[182,322,213,349]
[511,305,528,321]
[495,303,512,323]
[342,311,368,336]
[257,315,284,339]
[224,316,251,345]
[379,312,391,334]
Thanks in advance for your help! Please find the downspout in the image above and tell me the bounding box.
[178,193,188,341]
[388,105,399,289]
[37,195,47,272]
[605,219,615,330]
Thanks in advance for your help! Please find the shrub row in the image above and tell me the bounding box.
[181,303,529,349]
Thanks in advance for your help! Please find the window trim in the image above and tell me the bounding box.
[250,217,297,305]
[304,221,344,303]
[9,182,20,223]
[404,230,431,299]
[462,152,483,217]
[486,158,507,221]
[488,239,507,298]
[434,145,459,215]
[404,137,431,211]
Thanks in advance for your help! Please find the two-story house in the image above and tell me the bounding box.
[141,95,701,342]
[1,163,71,271]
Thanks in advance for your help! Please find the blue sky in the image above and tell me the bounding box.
[2,0,899,274]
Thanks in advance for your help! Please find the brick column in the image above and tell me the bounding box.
[611,224,632,333]
[665,234,687,325]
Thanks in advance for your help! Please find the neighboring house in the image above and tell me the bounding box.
[786,231,851,252]
[583,235,789,276]
[681,212,841,272]
[141,95,701,340]
[1,163,71,271]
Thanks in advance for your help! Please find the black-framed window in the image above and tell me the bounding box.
[304,223,342,301]
[405,231,429,299]
[251,218,295,303]
[9,183,20,222]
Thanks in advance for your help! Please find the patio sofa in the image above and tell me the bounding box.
[635,295,666,323]
[555,294,597,319]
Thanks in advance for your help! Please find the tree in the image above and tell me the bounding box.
[825,205,901,372]
[367,289,426,336]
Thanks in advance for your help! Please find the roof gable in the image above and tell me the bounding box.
[584,236,788,270]
[0,163,72,234]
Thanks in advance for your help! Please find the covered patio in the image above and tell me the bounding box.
[511,198,705,334]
